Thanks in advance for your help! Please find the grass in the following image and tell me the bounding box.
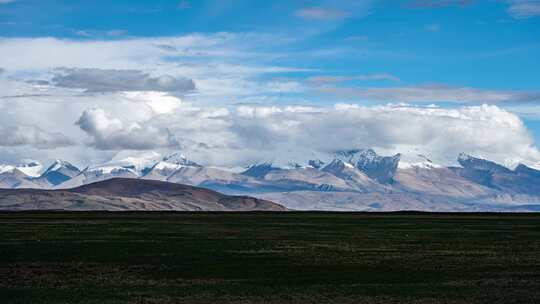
[0,212,539,303]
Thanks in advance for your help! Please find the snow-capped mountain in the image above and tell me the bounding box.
[458,153,513,174]
[162,152,201,167]
[15,161,44,177]
[38,160,81,186]
[143,152,201,181]
[0,161,43,178]
[331,149,401,183]
[398,153,442,170]
[2,149,540,212]
[0,167,38,189]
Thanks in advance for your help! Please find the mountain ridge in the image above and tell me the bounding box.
[2,150,540,212]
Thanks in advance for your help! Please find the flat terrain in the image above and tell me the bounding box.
[1,212,539,303]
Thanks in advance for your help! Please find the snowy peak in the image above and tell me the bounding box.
[162,152,200,167]
[109,151,162,172]
[514,163,540,178]
[43,160,80,176]
[321,159,354,175]
[333,149,401,183]
[458,153,512,174]
[0,165,16,175]
[0,161,44,178]
[16,160,43,177]
[87,151,163,177]
[41,159,81,186]
[398,153,441,170]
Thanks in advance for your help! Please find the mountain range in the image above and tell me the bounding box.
[2,149,540,211]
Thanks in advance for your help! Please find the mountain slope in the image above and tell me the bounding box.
[36,160,82,187]
[0,178,286,211]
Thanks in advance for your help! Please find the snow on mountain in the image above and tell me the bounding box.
[0,161,43,178]
[0,165,15,175]
[4,149,540,212]
[398,153,442,170]
[333,149,401,183]
[143,152,201,180]
[16,161,43,177]
[515,164,540,178]
[162,152,200,167]
[458,153,513,174]
[106,151,162,173]
[83,151,162,178]
[39,159,81,186]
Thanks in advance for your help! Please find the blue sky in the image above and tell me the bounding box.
[0,0,539,167]
[2,1,539,87]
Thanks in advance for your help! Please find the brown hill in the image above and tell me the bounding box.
[0,178,286,211]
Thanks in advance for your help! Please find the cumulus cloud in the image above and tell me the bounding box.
[0,125,74,149]
[76,108,178,150]
[52,68,195,93]
[72,102,540,167]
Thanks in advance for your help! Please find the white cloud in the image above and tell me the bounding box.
[52,68,195,93]
[0,34,538,169]
[406,0,475,8]
[507,0,540,19]
[308,73,401,83]
[424,24,441,32]
[76,108,179,150]
[0,125,74,149]
[295,8,349,20]
[70,100,540,168]
[315,84,539,104]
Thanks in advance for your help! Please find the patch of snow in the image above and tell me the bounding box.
[399,154,441,169]
[17,161,43,177]
[0,165,15,175]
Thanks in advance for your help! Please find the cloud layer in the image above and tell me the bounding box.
[0,125,73,149]
[507,0,540,19]
[73,100,540,168]
[52,68,195,93]
[0,32,538,168]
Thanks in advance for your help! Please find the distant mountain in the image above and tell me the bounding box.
[334,149,401,183]
[0,168,38,189]
[2,149,540,212]
[242,163,277,178]
[38,160,81,186]
[458,153,513,174]
[0,178,286,211]
[0,161,46,189]
[15,161,43,177]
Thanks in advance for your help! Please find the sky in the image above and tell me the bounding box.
[0,0,539,168]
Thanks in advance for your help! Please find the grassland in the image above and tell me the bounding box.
[0,212,539,303]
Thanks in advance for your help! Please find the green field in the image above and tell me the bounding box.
[1,212,539,303]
